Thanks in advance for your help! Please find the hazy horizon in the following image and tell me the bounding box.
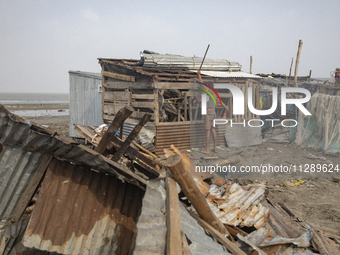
[1,1,339,93]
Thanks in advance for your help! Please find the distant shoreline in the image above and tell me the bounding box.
[3,103,69,111]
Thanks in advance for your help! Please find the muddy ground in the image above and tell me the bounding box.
[26,114,70,136]
[189,143,340,235]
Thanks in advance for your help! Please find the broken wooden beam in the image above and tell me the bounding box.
[101,70,136,82]
[132,140,157,159]
[165,154,229,236]
[74,124,160,179]
[111,113,152,162]
[95,106,134,154]
[166,177,183,255]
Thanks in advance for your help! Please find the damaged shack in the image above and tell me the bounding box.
[99,50,262,155]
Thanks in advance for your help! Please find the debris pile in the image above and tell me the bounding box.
[1,104,340,254]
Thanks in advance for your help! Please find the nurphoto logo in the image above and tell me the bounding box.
[200,83,312,128]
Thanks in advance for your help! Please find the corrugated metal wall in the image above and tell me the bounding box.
[23,158,144,255]
[155,122,226,155]
[69,71,103,138]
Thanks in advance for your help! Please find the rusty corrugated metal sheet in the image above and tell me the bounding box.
[155,122,226,155]
[263,199,306,239]
[193,183,269,229]
[23,158,144,255]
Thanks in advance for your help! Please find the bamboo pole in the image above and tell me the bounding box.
[165,154,229,235]
[294,39,303,87]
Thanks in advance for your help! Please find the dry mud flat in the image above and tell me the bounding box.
[189,142,340,235]
[26,115,69,136]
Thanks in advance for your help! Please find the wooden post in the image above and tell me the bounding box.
[188,94,192,121]
[165,154,229,235]
[166,177,183,255]
[250,55,253,74]
[114,92,117,114]
[111,113,152,162]
[95,106,134,154]
[288,57,294,86]
[154,89,159,125]
[309,70,312,82]
[294,39,303,87]
[10,154,53,222]
[184,92,188,121]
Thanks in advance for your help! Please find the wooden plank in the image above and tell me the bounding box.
[106,80,154,89]
[155,82,191,89]
[131,101,155,108]
[111,113,152,162]
[95,106,134,154]
[132,140,157,159]
[103,91,129,101]
[188,211,247,255]
[131,94,155,99]
[101,70,135,82]
[10,153,53,222]
[166,177,183,255]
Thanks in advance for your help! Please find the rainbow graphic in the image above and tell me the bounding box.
[198,82,222,106]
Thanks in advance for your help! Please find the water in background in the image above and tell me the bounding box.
[0,93,69,117]
[0,93,69,104]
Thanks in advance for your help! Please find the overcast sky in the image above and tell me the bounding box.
[1,0,339,93]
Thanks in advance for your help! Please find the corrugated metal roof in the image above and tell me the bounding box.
[68,71,102,79]
[134,179,231,255]
[141,50,242,71]
[23,158,144,255]
[0,105,147,186]
[196,70,262,79]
